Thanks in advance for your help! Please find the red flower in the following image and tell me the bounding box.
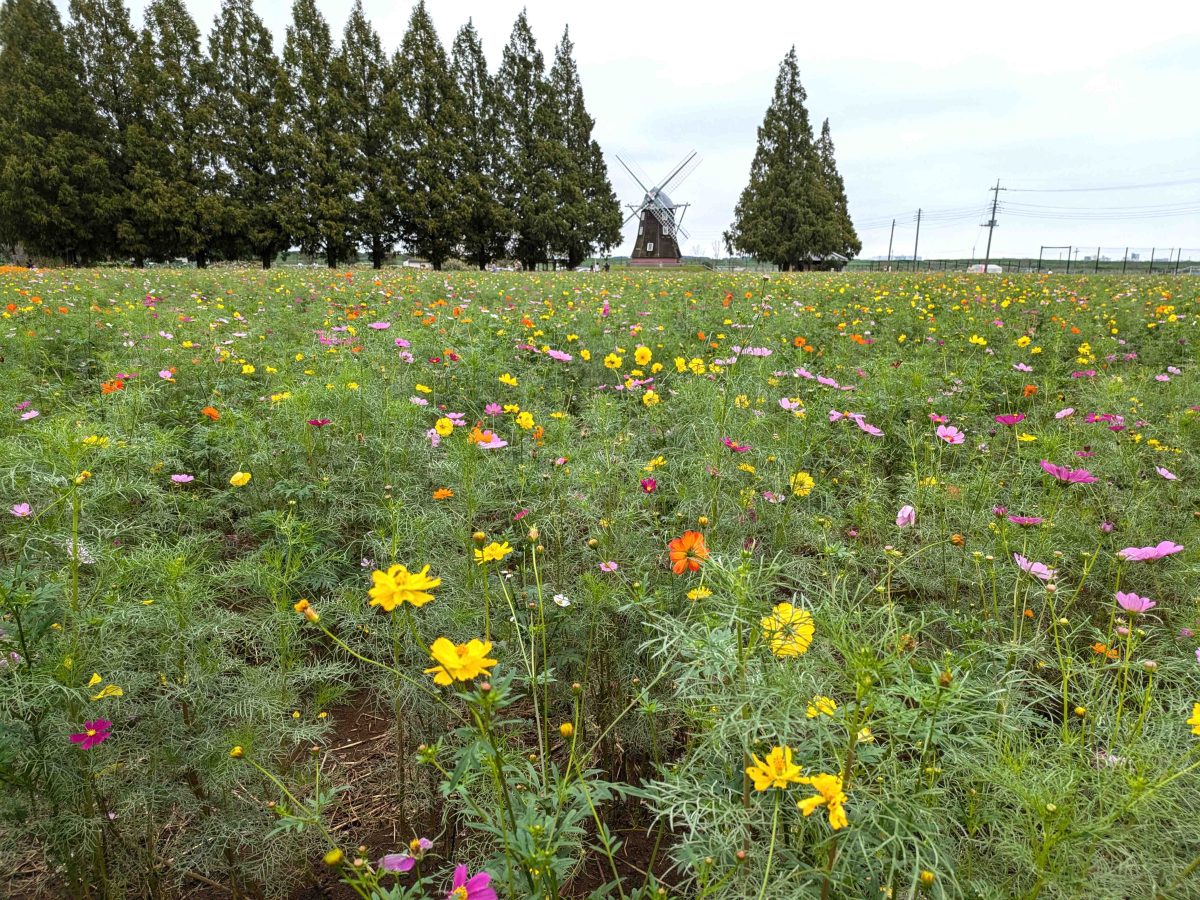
[668,531,709,575]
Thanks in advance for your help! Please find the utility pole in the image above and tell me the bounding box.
[912,209,921,272]
[886,219,895,271]
[982,178,1004,272]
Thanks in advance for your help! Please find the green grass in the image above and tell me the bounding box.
[0,267,1197,898]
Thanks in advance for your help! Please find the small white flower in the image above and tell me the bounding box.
[553,594,571,608]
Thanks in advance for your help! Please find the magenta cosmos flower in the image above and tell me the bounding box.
[307,418,332,428]
[896,505,916,528]
[1039,460,1097,484]
[935,424,965,445]
[379,837,433,873]
[722,436,750,453]
[1118,541,1184,562]
[1013,553,1056,581]
[70,719,112,749]
[446,864,496,900]
[995,413,1025,426]
[1115,591,1156,614]
[640,478,657,493]
[1007,515,1043,526]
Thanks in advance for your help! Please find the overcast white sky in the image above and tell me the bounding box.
[106,0,1200,260]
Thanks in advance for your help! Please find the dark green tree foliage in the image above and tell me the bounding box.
[816,117,861,258]
[66,0,138,260]
[0,0,113,262]
[496,11,557,271]
[127,0,216,264]
[450,19,511,270]
[333,0,397,269]
[392,2,466,271]
[547,27,621,269]
[206,0,289,267]
[726,48,841,271]
[280,0,354,267]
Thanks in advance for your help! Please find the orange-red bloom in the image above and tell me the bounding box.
[668,531,709,575]
[201,406,220,421]
[100,379,125,394]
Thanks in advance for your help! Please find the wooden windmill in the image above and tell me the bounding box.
[618,151,700,267]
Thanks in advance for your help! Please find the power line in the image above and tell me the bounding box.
[1007,176,1200,193]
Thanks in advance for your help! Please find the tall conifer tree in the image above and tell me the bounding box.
[450,19,511,270]
[496,11,556,271]
[548,27,620,268]
[726,47,837,271]
[333,0,397,269]
[392,1,466,270]
[0,0,113,262]
[281,0,353,267]
[816,118,860,258]
[207,0,288,267]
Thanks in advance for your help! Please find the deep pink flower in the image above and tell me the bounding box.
[992,506,1008,517]
[446,864,496,900]
[1100,521,1114,533]
[935,424,964,445]
[70,719,112,749]
[380,837,433,874]
[722,437,750,453]
[1118,541,1184,562]
[928,413,947,424]
[1007,515,1043,526]
[1115,591,1156,614]
[995,413,1025,426]
[640,478,657,493]
[1013,553,1056,582]
[513,509,530,522]
[896,505,916,528]
[1039,460,1097,484]
[307,418,332,428]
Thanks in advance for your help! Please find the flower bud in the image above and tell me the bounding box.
[559,722,574,738]
[230,745,244,759]
[479,682,491,694]
[324,848,344,867]
[473,531,486,543]
[527,526,539,542]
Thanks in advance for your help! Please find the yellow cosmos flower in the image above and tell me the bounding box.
[603,353,622,369]
[686,586,712,601]
[761,602,814,657]
[634,346,652,366]
[1188,703,1200,736]
[368,564,440,611]
[499,372,518,387]
[435,417,454,437]
[1016,433,1037,442]
[474,541,513,565]
[424,637,497,685]
[797,772,848,830]
[229,471,252,487]
[415,384,431,394]
[790,471,815,497]
[745,745,804,791]
[642,390,660,407]
[516,411,534,430]
[806,696,837,718]
[241,364,255,374]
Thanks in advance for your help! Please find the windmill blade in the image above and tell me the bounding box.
[622,207,643,227]
[677,223,691,241]
[657,151,698,194]
[665,154,701,194]
[615,155,649,194]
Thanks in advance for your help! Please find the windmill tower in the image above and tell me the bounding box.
[618,152,700,267]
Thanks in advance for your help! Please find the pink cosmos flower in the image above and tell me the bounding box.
[599,561,618,573]
[379,837,433,874]
[1100,521,1114,533]
[1039,460,1097,484]
[722,437,750,453]
[896,505,916,528]
[70,719,112,749]
[1115,591,1156,614]
[158,369,173,379]
[936,424,964,445]
[393,337,411,348]
[992,506,1008,517]
[410,396,429,406]
[368,322,391,330]
[1013,363,1033,373]
[995,413,1025,426]
[307,418,332,428]
[426,428,441,447]
[170,474,194,484]
[1155,466,1177,481]
[929,413,947,424]
[20,410,39,420]
[10,503,32,517]
[779,398,801,411]
[484,403,502,416]
[476,434,507,449]
[446,864,496,900]
[1007,515,1043,526]
[1118,541,1184,562]
[1055,408,1075,419]
[513,509,530,522]
[1013,553,1056,581]
[547,349,572,362]
[640,478,657,493]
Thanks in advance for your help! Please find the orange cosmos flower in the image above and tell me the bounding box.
[667,531,709,575]
[100,379,125,394]
[1023,384,1038,398]
[432,488,454,500]
[201,406,220,421]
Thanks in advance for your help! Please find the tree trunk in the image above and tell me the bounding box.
[372,237,384,270]
[326,245,338,268]
[133,257,146,268]
[196,249,208,269]
[261,252,272,269]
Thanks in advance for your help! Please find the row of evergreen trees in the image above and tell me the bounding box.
[0,0,622,269]
[726,48,861,271]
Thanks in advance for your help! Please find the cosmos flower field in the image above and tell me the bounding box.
[1,266,1198,898]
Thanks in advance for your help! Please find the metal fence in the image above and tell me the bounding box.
[851,248,1200,275]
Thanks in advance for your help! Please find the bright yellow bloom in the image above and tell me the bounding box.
[603,353,621,370]
[229,471,252,487]
[516,411,534,430]
[241,364,255,375]
[1016,433,1037,442]
[798,772,848,830]
[856,727,875,744]
[435,417,454,437]
[634,345,652,366]
[474,541,513,565]
[790,471,815,497]
[761,602,814,657]
[644,456,666,471]
[806,696,837,718]
[424,637,497,685]
[90,683,124,700]
[499,372,518,387]
[415,384,431,394]
[745,745,804,791]
[368,564,440,611]
[642,390,660,407]
[1189,703,1200,736]
[687,586,712,601]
